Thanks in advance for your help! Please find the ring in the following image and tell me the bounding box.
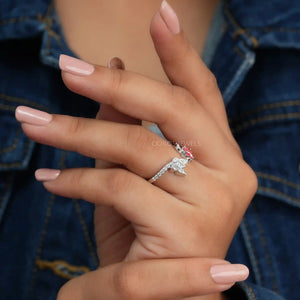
[148,143,194,184]
[173,143,194,161]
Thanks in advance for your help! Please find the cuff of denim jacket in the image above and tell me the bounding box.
[224,282,286,300]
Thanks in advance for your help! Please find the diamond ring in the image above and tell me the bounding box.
[148,143,194,184]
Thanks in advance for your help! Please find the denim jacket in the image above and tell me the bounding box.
[0,1,299,299]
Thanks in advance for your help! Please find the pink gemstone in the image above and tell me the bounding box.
[183,146,194,159]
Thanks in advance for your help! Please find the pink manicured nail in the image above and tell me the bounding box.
[15,106,52,125]
[59,54,95,76]
[35,169,61,182]
[160,0,181,34]
[210,264,249,284]
[108,57,125,70]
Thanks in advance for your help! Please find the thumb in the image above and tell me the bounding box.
[150,1,233,141]
[57,258,249,300]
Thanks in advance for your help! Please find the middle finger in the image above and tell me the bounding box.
[16,107,207,196]
[59,56,237,169]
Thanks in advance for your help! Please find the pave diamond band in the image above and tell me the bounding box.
[148,143,194,184]
[148,157,189,183]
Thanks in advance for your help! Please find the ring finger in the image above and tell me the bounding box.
[16,106,207,196]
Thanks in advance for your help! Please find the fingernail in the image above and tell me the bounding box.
[35,169,61,182]
[15,106,52,125]
[108,57,125,70]
[59,54,95,76]
[160,0,181,35]
[210,264,249,284]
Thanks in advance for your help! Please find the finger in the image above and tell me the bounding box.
[95,58,137,265]
[17,110,180,176]
[149,3,233,141]
[97,57,140,126]
[57,258,249,300]
[18,108,226,197]
[59,55,237,168]
[36,167,190,228]
[97,103,141,125]
[96,57,141,169]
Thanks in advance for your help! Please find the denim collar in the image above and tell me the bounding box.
[1,0,300,104]
[0,0,74,68]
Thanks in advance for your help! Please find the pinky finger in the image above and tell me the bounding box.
[35,167,185,227]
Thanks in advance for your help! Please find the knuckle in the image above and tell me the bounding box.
[67,117,85,137]
[228,161,258,206]
[161,36,193,65]
[125,125,153,152]
[161,86,195,124]
[66,169,89,199]
[243,164,258,198]
[106,169,134,196]
[114,264,141,299]
[70,168,87,188]
[204,70,218,91]
[107,69,124,103]
[180,262,197,292]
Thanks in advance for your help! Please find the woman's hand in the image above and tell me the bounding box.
[15,2,256,299]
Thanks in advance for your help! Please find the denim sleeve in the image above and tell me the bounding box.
[225,282,286,300]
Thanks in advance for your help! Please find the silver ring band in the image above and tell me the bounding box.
[148,157,189,183]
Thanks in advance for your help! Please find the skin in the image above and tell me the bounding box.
[18,1,257,300]
[54,0,219,83]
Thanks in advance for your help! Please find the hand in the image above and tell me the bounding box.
[16,2,256,299]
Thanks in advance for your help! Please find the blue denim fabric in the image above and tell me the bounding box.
[0,1,299,300]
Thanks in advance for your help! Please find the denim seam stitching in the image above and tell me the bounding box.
[256,172,300,190]
[223,0,259,48]
[245,27,300,34]
[258,186,300,204]
[73,199,98,267]
[224,0,300,48]
[29,193,56,295]
[44,0,64,55]
[231,113,300,133]
[0,4,61,43]
[233,45,246,58]
[29,151,67,296]
[0,93,49,111]
[229,100,300,123]
[0,94,33,168]
[246,285,257,300]
[0,128,21,154]
[252,203,280,293]
[240,219,262,285]
[36,259,90,280]
[0,14,43,25]
[0,139,31,168]
[240,282,257,300]
[0,103,16,112]
[42,0,62,44]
